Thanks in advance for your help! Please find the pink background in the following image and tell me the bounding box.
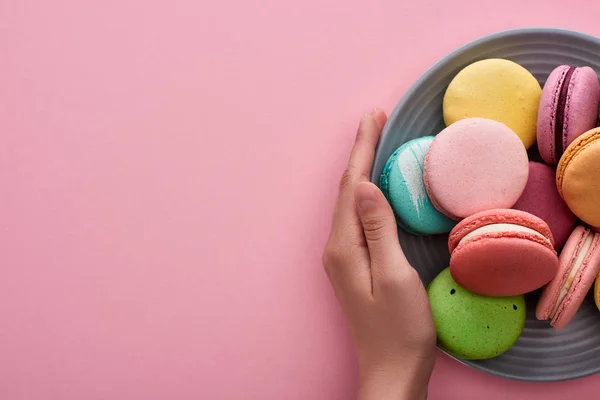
[2,0,600,399]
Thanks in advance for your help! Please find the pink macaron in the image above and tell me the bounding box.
[449,209,559,296]
[512,161,576,250]
[536,226,600,330]
[424,118,529,220]
[537,65,600,165]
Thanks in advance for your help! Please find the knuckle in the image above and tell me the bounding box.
[322,251,332,274]
[376,262,420,293]
[377,271,401,292]
[354,129,369,148]
[395,267,421,290]
[322,243,344,271]
[338,167,355,191]
[361,216,389,242]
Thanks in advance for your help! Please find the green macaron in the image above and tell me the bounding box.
[427,268,526,360]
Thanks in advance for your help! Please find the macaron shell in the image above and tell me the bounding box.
[379,137,456,235]
[557,128,600,227]
[448,208,554,253]
[536,226,587,321]
[423,118,529,220]
[512,162,576,249]
[563,67,600,149]
[450,234,558,296]
[427,267,526,360]
[537,66,599,165]
[443,58,541,149]
[537,65,570,165]
[536,227,600,330]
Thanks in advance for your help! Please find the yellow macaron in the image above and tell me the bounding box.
[443,59,542,149]
[595,272,600,311]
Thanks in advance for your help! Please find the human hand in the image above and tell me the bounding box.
[323,109,437,400]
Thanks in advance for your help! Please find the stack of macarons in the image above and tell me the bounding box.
[380,58,600,360]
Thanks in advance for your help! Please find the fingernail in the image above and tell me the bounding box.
[357,197,377,212]
[355,183,378,212]
[360,112,372,127]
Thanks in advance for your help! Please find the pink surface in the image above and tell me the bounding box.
[424,118,528,220]
[537,66,600,164]
[4,1,600,399]
[513,162,576,249]
[537,227,600,330]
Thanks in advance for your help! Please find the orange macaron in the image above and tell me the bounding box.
[556,127,600,228]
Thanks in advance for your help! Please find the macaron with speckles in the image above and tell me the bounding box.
[428,267,526,360]
[380,137,456,235]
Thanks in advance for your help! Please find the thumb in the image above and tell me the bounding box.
[354,182,409,280]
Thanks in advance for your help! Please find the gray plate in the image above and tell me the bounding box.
[370,28,600,382]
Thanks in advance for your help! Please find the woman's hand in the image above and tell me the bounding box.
[323,109,437,400]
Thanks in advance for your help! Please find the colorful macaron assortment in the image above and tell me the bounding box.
[380,58,600,360]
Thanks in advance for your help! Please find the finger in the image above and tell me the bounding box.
[372,108,387,131]
[324,110,387,301]
[354,182,411,289]
[344,109,387,190]
[333,109,387,233]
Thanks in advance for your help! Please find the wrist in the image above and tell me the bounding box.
[357,357,433,400]
[358,375,427,400]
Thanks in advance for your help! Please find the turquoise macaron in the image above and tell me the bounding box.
[379,137,456,235]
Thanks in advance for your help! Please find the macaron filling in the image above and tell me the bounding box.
[550,230,595,319]
[555,66,576,158]
[457,223,551,247]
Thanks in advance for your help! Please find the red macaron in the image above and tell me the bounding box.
[449,209,559,296]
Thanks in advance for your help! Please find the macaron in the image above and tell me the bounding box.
[427,267,526,360]
[379,137,456,235]
[556,127,600,228]
[512,162,576,250]
[448,209,558,296]
[423,118,529,220]
[594,271,600,311]
[537,65,600,165]
[443,58,542,149]
[536,226,600,330]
